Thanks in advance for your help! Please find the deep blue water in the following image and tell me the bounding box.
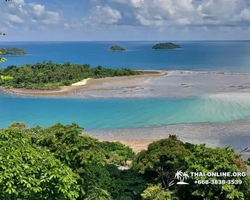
[1,41,250,72]
[1,41,250,130]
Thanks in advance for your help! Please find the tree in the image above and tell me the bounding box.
[132,137,191,190]
[0,127,79,200]
[31,123,113,199]
[99,141,135,166]
[141,184,175,200]
[0,61,140,89]
[182,144,250,200]
[8,121,28,130]
[106,164,147,200]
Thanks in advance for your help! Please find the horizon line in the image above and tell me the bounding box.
[0,39,250,42]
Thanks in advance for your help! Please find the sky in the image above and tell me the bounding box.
[0,0,250,41]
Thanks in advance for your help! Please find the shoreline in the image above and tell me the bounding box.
[0,70,167,97]
[2,70,250,98]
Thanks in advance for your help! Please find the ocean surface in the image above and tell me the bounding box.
[1,41,250,130]
[1,41,250,72]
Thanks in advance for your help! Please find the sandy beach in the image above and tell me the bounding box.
[2,70,250,99]
[0,70,167,96]
[66,70,250,99]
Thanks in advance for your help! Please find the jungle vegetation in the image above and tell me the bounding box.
[0,122,249,200]
[0,62,140,90]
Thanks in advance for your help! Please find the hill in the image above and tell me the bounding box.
[0,47,27,55]
[152,42,181,50]
[109,45,126,51]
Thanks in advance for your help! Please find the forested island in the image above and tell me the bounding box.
[0,61,140,90]
[0,47,27,55]
[152,42,181,50]
[0,122,249,200]
[109,45,126,51]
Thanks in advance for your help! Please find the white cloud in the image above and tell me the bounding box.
[88,0,250,29]
[1,0,250,40]
[238,8,250,21]
[8,14,24,23]
[89,6,122,24]
[0,0,61,31]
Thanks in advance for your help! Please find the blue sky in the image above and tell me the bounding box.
[1,0,250,41]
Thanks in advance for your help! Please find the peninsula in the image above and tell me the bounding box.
[0,47,27,55]
[152,42,181,50]
[0,62,140,90]
[109,45,126,51]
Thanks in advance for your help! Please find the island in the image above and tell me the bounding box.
[0,61,140,90]
[152,42,181,50]
[109,45,126,51]
[0,47,27,55]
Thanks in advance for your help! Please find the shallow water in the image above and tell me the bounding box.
[1,41,250,137]
[1,94,250,130]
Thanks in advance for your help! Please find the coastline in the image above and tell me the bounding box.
[91,120,250,172]
[0,70,167,96]
[2,70,250,99]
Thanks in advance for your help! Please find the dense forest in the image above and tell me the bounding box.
[152,42,181,50]
[0,61,140,90]
[0,47,27,55]
[0,122,249,200]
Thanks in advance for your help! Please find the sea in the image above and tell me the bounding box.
[1,41,250,131]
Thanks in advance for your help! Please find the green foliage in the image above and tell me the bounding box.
[152,43,181,50]
[141,184,175,200]
[1,121,250,200]
[183,144,250,200]
[30,123,110,198]
[1,75,13,80]
[0,127,79,200]
[99,141,135,166]
[246,158,250,166]
[0,50,7,63]
[0,61,140,89]
[132,138,191,189]
[0,47,27,55]
[8,121,28,130]
[0,57,7,63]
[106,165,147,199]
[133,137,250,200]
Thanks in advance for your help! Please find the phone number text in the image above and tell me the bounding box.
[194,180,242,185]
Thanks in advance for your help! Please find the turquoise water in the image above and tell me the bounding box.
[1,41,250,129]
[1,95,250,130]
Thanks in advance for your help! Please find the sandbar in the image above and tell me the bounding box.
[0,70,167,96]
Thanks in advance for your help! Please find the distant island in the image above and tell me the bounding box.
[0,47,27,55]
[109,45,126,51]
[152,42,181,50]
[0,62,140,90]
